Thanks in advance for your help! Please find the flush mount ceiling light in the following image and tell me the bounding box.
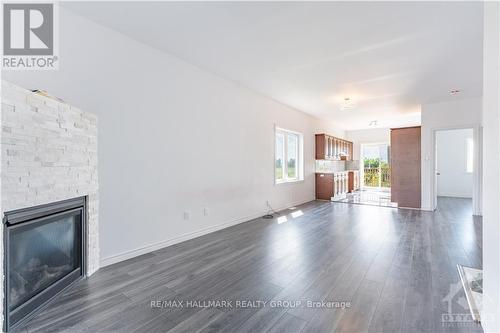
[340,97,355,111]
[450,89,461,95]
[369,120,378,127]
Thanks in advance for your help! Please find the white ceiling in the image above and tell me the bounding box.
[63,1,483,130]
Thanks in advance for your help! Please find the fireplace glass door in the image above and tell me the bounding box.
[9,211,81,310]
[4,198,85,331]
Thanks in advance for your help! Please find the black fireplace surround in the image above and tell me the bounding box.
[3,197,86,331]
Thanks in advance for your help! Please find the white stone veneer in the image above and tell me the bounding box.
[0,80,99,328]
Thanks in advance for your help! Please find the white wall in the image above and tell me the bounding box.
[436,129,473,198]
[482,2,500,332]
[345,128,391,161]
[421,98,482,212]
[316,124,346,140]
[1,8,344,265]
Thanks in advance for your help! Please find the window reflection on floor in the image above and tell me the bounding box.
[277,216,288,224]
[291,210,303,218]
[276,209,304,224]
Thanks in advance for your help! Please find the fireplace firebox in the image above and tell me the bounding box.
[3,197,86,331]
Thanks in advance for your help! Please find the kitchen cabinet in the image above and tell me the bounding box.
[315,171,349,200]
[315,173,334,200]
[315,134,353,161]
[348,171,360,193]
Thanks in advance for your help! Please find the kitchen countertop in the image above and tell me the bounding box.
[315,170,359,174]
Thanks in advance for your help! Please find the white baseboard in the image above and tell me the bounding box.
[99,198,313,268]
[437,194,473,199]
[398,206,429,211]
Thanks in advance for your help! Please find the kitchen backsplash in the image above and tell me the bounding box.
[315,160,345,173]
[345,160,360,170]
[315,160,360,173]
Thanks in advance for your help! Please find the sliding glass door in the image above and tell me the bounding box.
[361,143,391,189]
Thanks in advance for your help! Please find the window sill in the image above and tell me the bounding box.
[275,179,304,185]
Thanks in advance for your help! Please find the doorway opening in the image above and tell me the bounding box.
[334,143,396,207]
[361,143,391,190]
[434,128,475,215]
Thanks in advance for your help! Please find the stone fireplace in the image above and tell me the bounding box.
[1,81,99,331]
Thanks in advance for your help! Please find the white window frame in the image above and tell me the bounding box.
[275,127,304,184]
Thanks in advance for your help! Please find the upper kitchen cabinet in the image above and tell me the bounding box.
[315,134,353,161]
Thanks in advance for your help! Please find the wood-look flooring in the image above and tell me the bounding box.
[13,197,483,333]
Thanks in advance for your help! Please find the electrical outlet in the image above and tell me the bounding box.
[183,211,191,220]
[203,207,209,216]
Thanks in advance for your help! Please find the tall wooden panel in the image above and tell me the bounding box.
[391,126,421,208]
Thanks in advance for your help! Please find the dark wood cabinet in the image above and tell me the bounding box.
[315,134,353,161]
[348,171,359,193]
[391,126,421,208]
[316,172,351,200]
[315,173,334,200]
[315,134,327,159]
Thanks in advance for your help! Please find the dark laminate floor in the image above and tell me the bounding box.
[14,197,483,333]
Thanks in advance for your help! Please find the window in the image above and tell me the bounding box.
[275,132,285,181]
[275,128,303,184]
[466,138,473,173]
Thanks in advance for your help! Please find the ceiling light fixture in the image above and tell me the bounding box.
[450,89,461,95]
[340,97,355,111]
